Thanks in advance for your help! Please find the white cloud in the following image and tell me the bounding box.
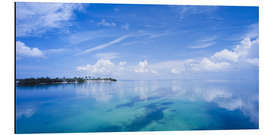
[234,37,258,58]
[77,59,130,78]
[77,59,115,76]
[98,19,116,27]
[191,58,230,72]
[77,32,257,78]
[152,33,258,73]
[212,49,239,62]
[16,41,44,57]
[134,60,157,74]
[211,35,258,66]
[195,26,259,71]
[134,60,149,73]
[152,60,186,72]
[16,3,84,37]
[78,35,129,55]
[189,42,215,49]
[75,25,258,79]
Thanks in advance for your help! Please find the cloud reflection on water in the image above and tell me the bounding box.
[16,79,258,131]
[73,80,258,124]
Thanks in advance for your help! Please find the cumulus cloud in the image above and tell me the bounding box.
[134,60,149,73]
[234,37,259,58]
[77,59,130,78]
[134,60,157,74]
[211,36,258,66]
[75,24,258,79]
[212,49,239,62]
[16,3,84,37]
[191,27,259,72]
[151,60,186,74]
[16,41,44,58]
[148,31,258,74]
[191,58,230,72]
[77,59,115,76]
[77,31,257,78]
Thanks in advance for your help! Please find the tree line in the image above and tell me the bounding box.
[16,77,117,86]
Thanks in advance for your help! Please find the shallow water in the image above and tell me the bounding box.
[16,80,258,133]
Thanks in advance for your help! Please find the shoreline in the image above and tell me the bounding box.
[16,77,117,86]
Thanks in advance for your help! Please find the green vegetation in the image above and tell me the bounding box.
[16,76,117,86]
[91,77,117,81]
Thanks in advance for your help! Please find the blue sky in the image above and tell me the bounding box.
[16,3,259,80]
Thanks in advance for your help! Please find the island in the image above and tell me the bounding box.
[16,76,117,86]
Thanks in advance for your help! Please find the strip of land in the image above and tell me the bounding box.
[16,77,117,86]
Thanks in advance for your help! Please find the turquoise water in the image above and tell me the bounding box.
[16,80,258,133]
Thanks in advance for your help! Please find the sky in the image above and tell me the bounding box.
[16,3,259,80]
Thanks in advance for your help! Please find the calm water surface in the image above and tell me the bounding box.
[16,80,258,133]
